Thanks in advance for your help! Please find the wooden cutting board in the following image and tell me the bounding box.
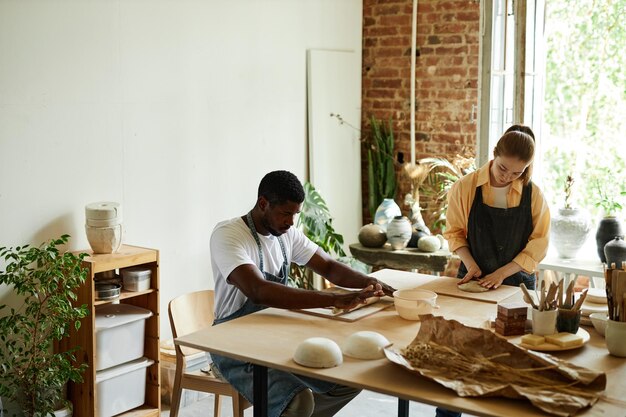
[294,299,394,322]
[416,276,520,304]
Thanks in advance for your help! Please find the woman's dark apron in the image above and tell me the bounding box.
[457,183,536,289]
[210,212,338,417]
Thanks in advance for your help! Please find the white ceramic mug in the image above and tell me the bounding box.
[531,308,558,336]
[605,319,626,357]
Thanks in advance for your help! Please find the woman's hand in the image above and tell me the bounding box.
[478,272,505,289]
[458,263,482,284]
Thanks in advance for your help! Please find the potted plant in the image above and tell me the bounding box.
[0,235,89,417]
[594,182,626,263]
[550,175,592,259]
[290,182,368,289]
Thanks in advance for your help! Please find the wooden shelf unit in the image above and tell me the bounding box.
[61,245,161,417]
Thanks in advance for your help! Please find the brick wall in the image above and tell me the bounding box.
[361,0,480,226]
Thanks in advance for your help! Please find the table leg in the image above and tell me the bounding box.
[253,364,268,417]
[397,398,409,417]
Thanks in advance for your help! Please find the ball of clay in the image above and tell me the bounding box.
[358,223,387,248]
[294,337,343,368]
[342,331,390,360]
[417,235,441,252]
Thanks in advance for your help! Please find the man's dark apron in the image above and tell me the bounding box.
[457,183,536,289]
[210,212,338,417]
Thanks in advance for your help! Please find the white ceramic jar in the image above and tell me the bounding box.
[531,308,558,336]
[374,198,401,232]
[386,216,412,250]
[606,319,626,357]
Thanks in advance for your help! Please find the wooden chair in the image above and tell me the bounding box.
[168,290,251,417]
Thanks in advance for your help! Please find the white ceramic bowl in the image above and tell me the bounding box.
[293,337,342,368]
[342,331,390,360]
[393,289,438,320]
[589,312,608,337]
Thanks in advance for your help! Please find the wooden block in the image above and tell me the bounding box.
[495,318,526,336]
[497,302,528,320]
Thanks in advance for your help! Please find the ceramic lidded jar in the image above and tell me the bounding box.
[386,216,412,250]
[604,236,626,267]
[358,224,387,248]
[373,198,401,232]
[550,208,591,258]
[85,201,123,254]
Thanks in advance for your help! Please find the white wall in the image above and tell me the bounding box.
[0,0,362,340]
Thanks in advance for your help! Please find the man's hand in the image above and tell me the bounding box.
[367,278,396,297]
[333,285,380,311]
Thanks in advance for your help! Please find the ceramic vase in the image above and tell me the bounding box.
[596,217,624,263]
[358,223,387,248]
[550,208,591,258]
[604,236,626,268]
[386,216,412,250]
[605,319,626,357]
[374,198,401,232]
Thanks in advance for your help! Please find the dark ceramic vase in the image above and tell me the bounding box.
[604,236,626,268]
[596,217,624,263]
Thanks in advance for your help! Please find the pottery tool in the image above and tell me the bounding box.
[539,279,546,311]
[564,279,575,308]
[572,289,588,312]
[557,278,564,308]
[605,265,615,320]
[520,283,537,309]
[545,282,558,311]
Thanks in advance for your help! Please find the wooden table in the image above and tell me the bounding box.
[349,243,452,275]
[176,270,626,417]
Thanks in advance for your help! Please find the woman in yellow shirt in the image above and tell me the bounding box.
[443,125,550,291]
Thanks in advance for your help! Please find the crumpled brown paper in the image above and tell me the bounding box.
[385,315,606,416]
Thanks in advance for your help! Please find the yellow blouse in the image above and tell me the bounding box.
[443,161,551,273]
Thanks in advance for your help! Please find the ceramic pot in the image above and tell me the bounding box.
[596,217,624,263]
[605,319,626,357]
[531,308,557,336]
[373,198,401,232]
[358,224,387,248]
[550,208,591,258]
[407,229,429,248]
[604,236,626,268]
[85,224,122,254]
[386,216,412,250]
[556,308,581,334]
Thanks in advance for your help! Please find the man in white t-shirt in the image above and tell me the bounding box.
[210,170,395,417]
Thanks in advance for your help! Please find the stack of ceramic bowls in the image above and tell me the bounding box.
[85,202,122,254]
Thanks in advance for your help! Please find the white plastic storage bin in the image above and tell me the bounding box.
[121,267,152,292]
[95,303,153,371]
[95,357,154,417]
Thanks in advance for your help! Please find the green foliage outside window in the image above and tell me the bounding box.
[542,0,626,219]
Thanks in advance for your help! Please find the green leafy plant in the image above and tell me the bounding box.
[367,116,397,218]
[290,182,348,289]
[594,180,626,217]
[0,235,89,417]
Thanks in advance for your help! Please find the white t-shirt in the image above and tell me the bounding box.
[210,216,318,320]
[491,184,511,209]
